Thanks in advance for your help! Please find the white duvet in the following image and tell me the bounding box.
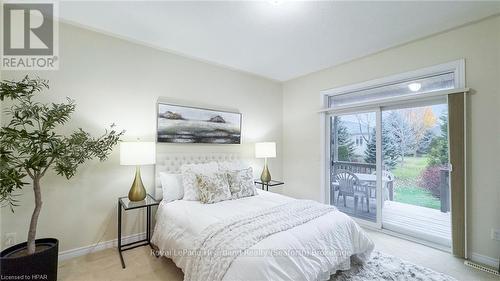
[151,191,374,281]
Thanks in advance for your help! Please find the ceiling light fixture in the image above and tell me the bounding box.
[408,82,422,92]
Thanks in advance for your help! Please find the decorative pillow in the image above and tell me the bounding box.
[218,161,250,194]
[159,172,184,203]
[196,173,232,204]
[227,167,258,199]
[181,162,219,201]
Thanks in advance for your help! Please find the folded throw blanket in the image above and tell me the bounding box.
[184,200,337,281]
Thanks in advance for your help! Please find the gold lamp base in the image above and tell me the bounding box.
[128,166,146,201]
[260,158,272,183]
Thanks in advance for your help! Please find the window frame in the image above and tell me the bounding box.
[322,60,465,101]
[318,60,465,228]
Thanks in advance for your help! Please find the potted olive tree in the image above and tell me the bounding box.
[0,76,123,281]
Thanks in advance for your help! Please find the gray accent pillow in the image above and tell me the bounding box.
[196,173,232,204]
[227,167,258,199]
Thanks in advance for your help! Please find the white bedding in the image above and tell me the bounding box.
[151,191,374,281]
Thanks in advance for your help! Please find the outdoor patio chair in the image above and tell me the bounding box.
[335,170,370,213]
[369,170,395,201]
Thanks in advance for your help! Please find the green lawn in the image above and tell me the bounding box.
[391,156,441,210]
[391,157,427,180]
[393,187,441,209]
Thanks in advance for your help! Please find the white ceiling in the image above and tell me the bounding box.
[59,1,500,81]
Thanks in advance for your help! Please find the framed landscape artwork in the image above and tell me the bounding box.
[157,103,242,144]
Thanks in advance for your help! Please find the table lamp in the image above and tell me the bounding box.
[255,142,276,183]
[120,141,156,201]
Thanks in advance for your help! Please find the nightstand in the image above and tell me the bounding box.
[117,194,159,269]
[254,179,284,191]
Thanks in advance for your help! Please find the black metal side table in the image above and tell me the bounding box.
[254,179,284,191]
[117,194,159,269]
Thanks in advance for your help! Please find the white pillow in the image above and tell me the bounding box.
[159,172,184,203]
[181,162,219,201]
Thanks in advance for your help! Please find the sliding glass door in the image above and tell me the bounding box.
[381,102,451,247]
[329,110,381,226]
[323,60,463,248]
[328,101,452,247]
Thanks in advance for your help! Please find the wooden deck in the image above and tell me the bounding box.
[333,198,451,247]
[383,201,451,247]
[334,196,377,222]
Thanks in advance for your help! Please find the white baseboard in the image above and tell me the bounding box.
[470,252,499,269]
[58,232,146,261]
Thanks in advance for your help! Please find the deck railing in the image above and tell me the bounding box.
[332,161,376,174]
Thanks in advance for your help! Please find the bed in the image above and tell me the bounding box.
[151,153,374,281]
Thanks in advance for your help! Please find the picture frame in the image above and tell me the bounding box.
[156,103,242,144]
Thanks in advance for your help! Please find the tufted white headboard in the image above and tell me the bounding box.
[154,152,243,200]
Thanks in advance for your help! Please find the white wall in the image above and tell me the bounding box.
[282,16,500,261]
[0,22,283,252]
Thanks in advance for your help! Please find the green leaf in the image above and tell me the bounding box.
[0,76,124,211]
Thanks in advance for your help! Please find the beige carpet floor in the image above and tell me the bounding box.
[58,228,496,281]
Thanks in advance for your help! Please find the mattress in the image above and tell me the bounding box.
[151,190,374,281]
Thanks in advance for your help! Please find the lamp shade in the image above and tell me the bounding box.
[120,142,156,166]
[255,142,276,158]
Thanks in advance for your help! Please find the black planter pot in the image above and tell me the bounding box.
[0,238,58,281]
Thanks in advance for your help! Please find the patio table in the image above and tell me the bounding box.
[332,173,393,203]
[354,173,393,201]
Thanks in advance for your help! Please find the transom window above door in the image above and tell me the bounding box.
[322,60,465,112]
[329,72,455,109]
